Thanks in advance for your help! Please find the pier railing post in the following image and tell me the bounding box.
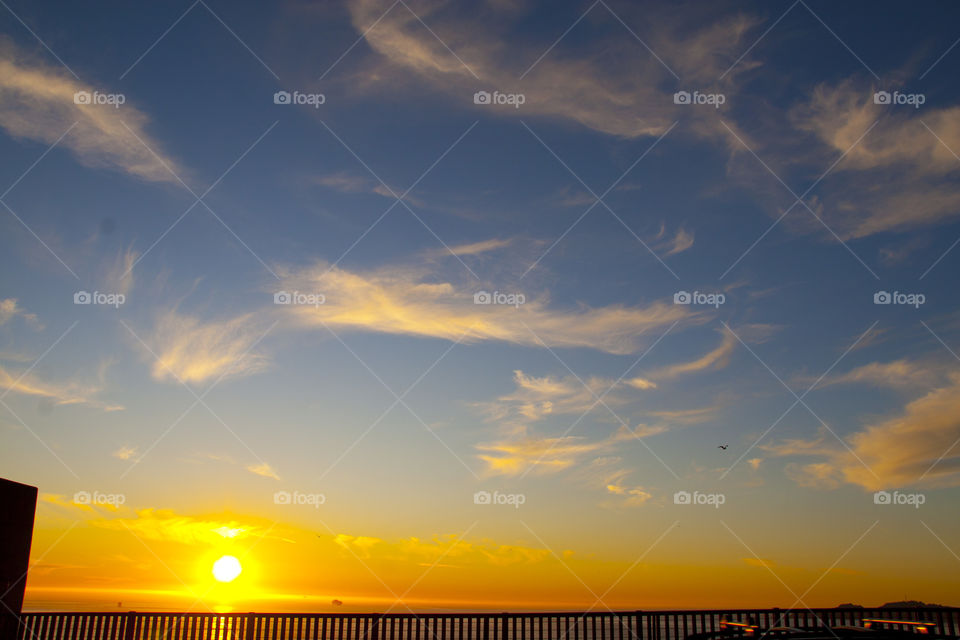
[123,612,137,640]
[244,613,255,640]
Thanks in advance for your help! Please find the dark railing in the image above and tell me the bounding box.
[14,608,960,640]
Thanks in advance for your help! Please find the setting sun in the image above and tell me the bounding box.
[212,555,242,583]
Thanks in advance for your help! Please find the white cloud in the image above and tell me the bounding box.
[604,476,653,507]
[246,462,281,481]
[313,171,424,206]
[145,311,270,385]
[663,228,695,256]
[786,80,960,238]
[823,359,942,389]
[101,247,139,297]
[275,262,693,355]
[0,362,123,411]
[112,446,138,460]
[478,369,611,425]
[653,327,737,379]
[476,425,647,477]
[344,0,760,138]
[0,298,40,328]
[437,238,514,257]
[314,171,374,193]
[764,373,960,490]
[0,44,183,184]
[625,377,657,390]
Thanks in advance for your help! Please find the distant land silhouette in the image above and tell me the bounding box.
[836,601,945,608]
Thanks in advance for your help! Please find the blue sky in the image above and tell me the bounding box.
[2,0,960,611]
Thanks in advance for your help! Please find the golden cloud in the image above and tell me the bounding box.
[276,262,692,354]
[0,363,123,411]
[764,372,960,490]
[476,425,644,477]
[92,508,265,546]
[0,44,183,183]
[146,311,270,385]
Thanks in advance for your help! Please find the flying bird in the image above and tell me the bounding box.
[718,445,728,450]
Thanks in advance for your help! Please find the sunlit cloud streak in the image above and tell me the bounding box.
[764,373,960,490]
[275,262,694,354]
[0,43,183,184]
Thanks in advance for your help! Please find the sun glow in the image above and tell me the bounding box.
[212,555,242,583]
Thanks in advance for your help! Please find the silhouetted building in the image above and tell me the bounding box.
[0,478,37,640]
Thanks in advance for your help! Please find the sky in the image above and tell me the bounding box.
[1,0,960,614]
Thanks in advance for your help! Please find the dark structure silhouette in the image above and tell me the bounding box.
[0,478,37,640]
[14,607,960,640]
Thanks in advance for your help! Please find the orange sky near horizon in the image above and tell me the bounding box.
[22,495,958,614]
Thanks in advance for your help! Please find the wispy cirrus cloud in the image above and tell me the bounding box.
[314,171,373,193]
[603,468,654,507]
[476,369,631,426]
[246,462,281,481]
[313,170,424,205]
[0,298,40,328]
[112,446,138,460]
[333,532,551,567]
[664,228,695,256]
[653,323,779,381]
[784,79,960,239]
[344,0,760,138]
[144,311,270,385]
[0,362,123,411]
[653,327,737,379]
[428,237,515,258]
[0,42,183,184]
[275,262,693,354]
[90,508,270,546]
[819,359,943,389]
[651,223,695,257]
[476,425,653,477]
[101,247,139,298]
[763,372,960,490]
